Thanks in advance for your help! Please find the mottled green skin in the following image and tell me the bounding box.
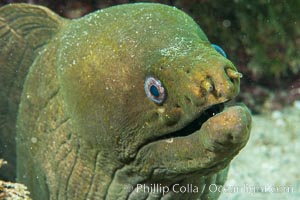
[0,3,251,200]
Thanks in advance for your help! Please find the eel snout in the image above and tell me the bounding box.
[133,104,251,177]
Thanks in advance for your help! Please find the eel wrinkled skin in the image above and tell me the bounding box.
[0,3,251,200]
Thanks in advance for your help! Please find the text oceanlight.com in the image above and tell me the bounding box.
[128,183,294,195]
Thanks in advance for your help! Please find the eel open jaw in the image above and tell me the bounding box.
[159,102,226,140]
[134,102,251,176]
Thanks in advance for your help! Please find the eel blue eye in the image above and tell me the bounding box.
[144,76,166,104]
[150,85,160,97]
[211,44,227,58]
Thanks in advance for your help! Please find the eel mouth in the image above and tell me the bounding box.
[159,102,226,140]
[132,102,251,177]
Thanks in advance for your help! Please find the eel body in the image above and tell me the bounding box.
[0,3,251,200]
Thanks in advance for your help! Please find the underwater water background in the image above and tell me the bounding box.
[0,0,299,200]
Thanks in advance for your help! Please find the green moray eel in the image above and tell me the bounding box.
[0,3,251,200]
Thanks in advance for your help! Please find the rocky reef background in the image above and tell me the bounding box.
[0,1,299,200]
[0,160,31,199]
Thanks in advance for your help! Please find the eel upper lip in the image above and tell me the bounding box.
[157,101,227,140]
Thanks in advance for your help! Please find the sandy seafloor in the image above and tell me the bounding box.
[219,101,300,200]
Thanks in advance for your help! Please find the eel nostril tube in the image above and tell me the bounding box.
[226,68,243,80]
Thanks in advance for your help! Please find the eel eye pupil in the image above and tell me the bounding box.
[211,44,227,58]
[150,85,160,97]
[144,76,167,104]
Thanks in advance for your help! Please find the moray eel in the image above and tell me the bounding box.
[0,3,251,200]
